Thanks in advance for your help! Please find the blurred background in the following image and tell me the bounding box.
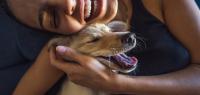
[196,0,200,7]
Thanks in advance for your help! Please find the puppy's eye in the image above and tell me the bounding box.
[87,37,100,43]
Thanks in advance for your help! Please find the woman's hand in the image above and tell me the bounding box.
[49,46,122,92]
[50,46,200,95]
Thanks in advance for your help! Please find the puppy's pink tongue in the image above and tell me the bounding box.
[113,53,138,69]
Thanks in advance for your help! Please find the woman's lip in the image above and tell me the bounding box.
[73,0,85,23]
[79,0,85,23]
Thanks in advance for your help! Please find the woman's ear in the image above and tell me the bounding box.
[107,21,128,32]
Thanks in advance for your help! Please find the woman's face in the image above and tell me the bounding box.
[8,0,118,34]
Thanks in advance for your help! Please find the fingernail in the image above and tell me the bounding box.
[56,46,68,55]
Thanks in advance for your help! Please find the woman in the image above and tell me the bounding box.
[0,0,117,94]
[0,0,200,95]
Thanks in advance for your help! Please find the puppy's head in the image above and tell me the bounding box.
[49,21,137,73]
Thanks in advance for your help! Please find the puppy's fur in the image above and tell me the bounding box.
[48,21,137,95]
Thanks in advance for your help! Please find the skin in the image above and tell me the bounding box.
[12,0,200,95]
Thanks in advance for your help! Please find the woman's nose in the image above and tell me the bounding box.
[64,0,76,15]
[48,0,76,15]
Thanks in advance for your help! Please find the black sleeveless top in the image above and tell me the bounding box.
[0,1,63,95]
[127,0,190,76]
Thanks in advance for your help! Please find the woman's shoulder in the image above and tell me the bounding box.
[141,0,165,23]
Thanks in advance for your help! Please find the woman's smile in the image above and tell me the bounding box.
[83,0,104,22]
[78,0,115,23]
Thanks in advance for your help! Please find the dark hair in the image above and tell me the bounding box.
[0,0,4,5]
[0,0,33,30]
[0,0,58,35]
[1,0,23,24]
[0,0,6,8]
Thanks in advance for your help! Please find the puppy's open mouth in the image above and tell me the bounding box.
[97,53,138,73]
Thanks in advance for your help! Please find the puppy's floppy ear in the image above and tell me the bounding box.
[107,21,128,32]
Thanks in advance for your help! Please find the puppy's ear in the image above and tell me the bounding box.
[107,21,128,32]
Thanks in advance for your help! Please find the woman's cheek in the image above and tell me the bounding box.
[58,17,85,34]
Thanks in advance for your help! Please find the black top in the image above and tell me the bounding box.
[127,0,190,76]
[0,1,63,95]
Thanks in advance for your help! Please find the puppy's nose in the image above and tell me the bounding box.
[121,33,136,45]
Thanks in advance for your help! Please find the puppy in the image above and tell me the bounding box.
[48,21,138,95]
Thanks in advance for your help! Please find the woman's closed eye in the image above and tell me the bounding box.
[48,6,60,29]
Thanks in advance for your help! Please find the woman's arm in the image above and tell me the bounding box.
[115,64,200,95]
[52,48,200,95]
[13,45,64,95]
[163,0,200,63]
[50,0,200,95]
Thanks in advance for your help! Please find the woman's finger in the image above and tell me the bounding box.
[56,46,94,65]
[52,46,113,81]
[49,48,79,73]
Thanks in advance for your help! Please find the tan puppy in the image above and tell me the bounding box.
[48,21,138,95]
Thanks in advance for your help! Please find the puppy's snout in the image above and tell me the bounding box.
[121,33,136,45]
